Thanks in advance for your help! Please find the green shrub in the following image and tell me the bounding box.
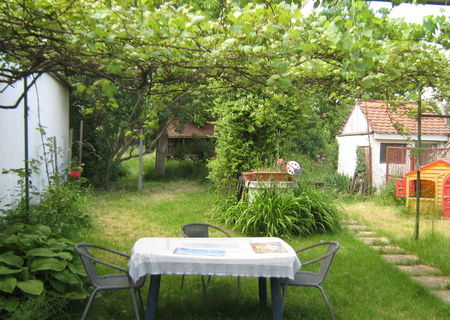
[207,91,303,192]
[374,178,404,206]
[212,186,340,237]
[31,182,90,237]
[0,223,88,316]
[3,180,90,238]
[5,294,70,320]
[171,138,215,163]
[145,158,209,181]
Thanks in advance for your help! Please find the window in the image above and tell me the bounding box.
[380,143,406,163]
[409,179,435,198]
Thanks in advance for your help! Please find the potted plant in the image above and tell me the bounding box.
[242,159,292,181]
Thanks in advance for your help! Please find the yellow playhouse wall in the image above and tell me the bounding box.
[406,162,450,215]
[406,198,441,216]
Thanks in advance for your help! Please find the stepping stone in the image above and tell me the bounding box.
[412,276,450,289]
[357,231,376,237]
[371,245,404,253]
[347,224,368,230]
[360,237,390,245]
[431,290,450,304]
[381,254,419,264]
[397,264,441,276]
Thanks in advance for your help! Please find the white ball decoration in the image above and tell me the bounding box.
[286,161,302,177]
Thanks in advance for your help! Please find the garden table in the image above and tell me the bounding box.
[129,237,301,320]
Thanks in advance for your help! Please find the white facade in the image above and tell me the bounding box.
[337,104,449,188]
[0,74,70,210]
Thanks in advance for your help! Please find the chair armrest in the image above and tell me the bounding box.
[76,250,129,274]
[295,241,339,267]
[301,251,334,267]
[79,243,130,259]
[295,241,333,254]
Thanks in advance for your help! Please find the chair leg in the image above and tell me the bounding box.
[237,276,241,294]
[318,285,336,320]
[130,287,141,320]
[81,288,99,320]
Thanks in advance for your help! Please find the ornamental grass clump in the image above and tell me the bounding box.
[213,186,340,237]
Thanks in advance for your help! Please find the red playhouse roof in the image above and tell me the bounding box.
[405,158,450,176]
[358,100,450,136]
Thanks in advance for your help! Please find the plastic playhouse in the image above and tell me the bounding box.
[395,158,450,218]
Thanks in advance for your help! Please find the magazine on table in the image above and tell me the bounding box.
[250,242,287,254]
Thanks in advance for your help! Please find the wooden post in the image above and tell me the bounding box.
[138,129,144,191]
[53,137,59,174]
[415,94,422,241]
[78,120,84,167]
[52,136,59,185]
[23,77,30,217]
[68,128,73,170]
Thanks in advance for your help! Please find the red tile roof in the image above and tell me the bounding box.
[358,100,450,135]
[167,120,214,138]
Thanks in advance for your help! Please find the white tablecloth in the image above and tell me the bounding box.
[128,237,301,282]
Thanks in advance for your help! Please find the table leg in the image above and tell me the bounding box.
[145,275,161,320]
[270,278,285,320]
[258,277,267,308]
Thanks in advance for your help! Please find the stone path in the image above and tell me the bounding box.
[343,218,450,305]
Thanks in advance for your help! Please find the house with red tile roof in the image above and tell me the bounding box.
[166,119,214,158]
[336,99,450,188]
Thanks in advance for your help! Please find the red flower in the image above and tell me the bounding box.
[69,171,81,178]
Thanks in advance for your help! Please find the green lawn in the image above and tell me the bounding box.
[73,179,450,320]
[344,201,450,275]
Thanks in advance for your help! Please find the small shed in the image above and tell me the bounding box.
[337,99,450,188]
[166,119,214,159]
[396,158,450,218]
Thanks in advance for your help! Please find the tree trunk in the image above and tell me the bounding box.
[104,156,115,189]
[155,127,168,177]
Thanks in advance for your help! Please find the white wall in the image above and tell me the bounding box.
[337,134,370,178]
[340,104,369,135]
[0,74,70,210]
[337,104,371,178]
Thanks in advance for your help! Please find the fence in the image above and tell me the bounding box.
[386,147,450,183]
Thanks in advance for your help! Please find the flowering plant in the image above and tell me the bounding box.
[315,154,327,166]
[277,158,286,172]
[69,170,81,178]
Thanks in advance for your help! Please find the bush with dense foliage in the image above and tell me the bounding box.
[0,223,87,316]
[3,179,90,239]
[212,186,341,237]
[208,91,303,192]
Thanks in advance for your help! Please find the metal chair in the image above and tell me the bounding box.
[180,223,239,298]
[75,243,145,320]
[181,222,232,238]
[283,241,340,320]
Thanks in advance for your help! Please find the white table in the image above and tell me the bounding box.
[129,237,301,320]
